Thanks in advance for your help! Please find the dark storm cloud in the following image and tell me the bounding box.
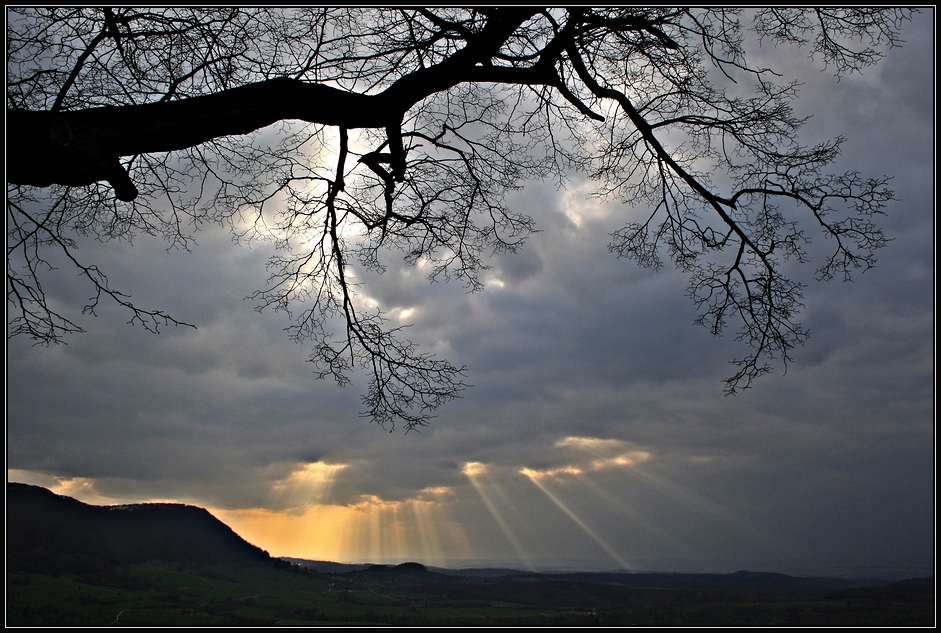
[7,12,932,573]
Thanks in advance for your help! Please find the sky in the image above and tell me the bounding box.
[7,12,934,579]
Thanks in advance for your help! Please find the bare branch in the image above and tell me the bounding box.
[7,8,909,423]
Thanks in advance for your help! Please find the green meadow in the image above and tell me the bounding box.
[7,562,586,626]
[7,561,932,627]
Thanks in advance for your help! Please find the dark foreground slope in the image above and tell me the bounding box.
[8,482,269,574]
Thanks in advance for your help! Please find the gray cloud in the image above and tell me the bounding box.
[7,13,932,575]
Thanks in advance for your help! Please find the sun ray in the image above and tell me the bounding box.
[463,462,534,569]
[624,465,801,556]
[577,474,696,559]
[488,480,542,553]
[522,469,633,570]
[409,500,443,565]
[269,461,346,510]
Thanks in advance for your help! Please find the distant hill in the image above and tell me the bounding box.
[285,557,904,601]
[282,558,375,574]
[7,482,269,573]
[285,558,527,578]
[822,576,934,605]
[504,569,892,600]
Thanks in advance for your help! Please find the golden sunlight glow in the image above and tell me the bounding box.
[462,461,488,477]
[420,486,451,496]
[518,466,583,480]
[547,436,654,475]
[556,436,626,451]
[11,465,475,566]
[589,451,652,471]
[269,461,346,510]
[213,487,472,565]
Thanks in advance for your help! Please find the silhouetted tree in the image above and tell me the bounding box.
[7,8,912,428]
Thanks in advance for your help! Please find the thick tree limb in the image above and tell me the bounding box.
[6,7,908,424]
[8,9,543,200]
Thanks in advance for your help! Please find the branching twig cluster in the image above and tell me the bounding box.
[7,8,911,425]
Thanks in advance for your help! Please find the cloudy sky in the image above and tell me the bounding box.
[8,12,933,578]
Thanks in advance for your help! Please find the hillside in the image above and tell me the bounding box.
[7,482,269,574]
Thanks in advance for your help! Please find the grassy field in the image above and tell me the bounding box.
[7,562,588,626]
[6,561,933,626]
